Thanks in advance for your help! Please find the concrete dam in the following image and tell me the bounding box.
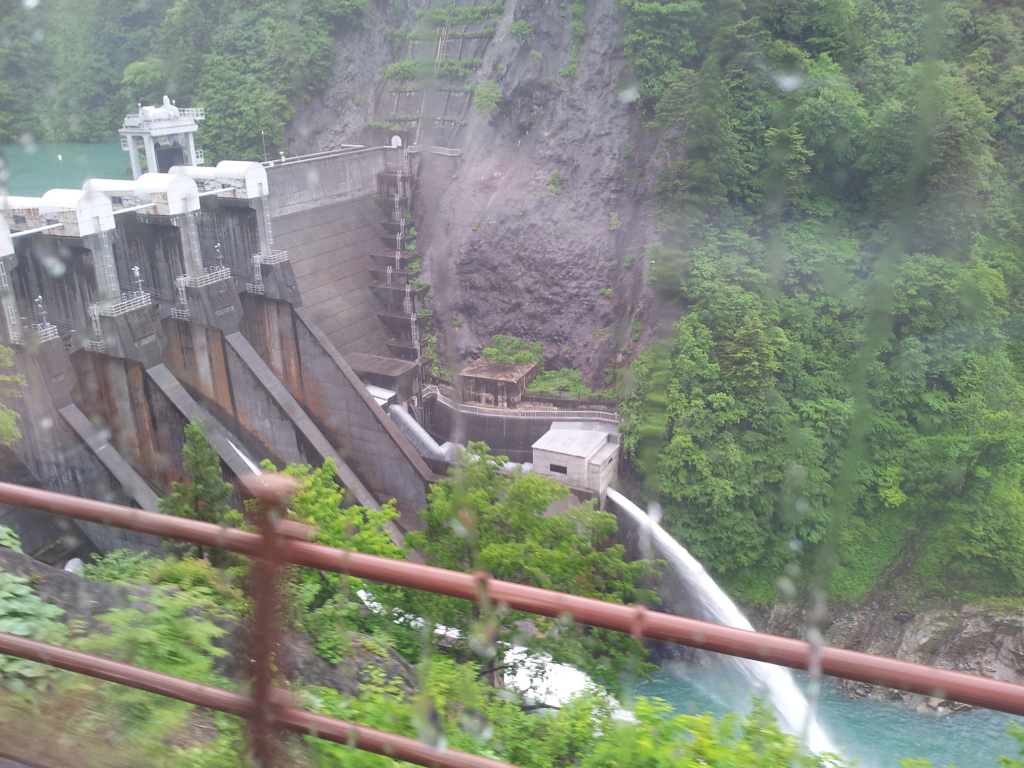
[0,130,441,558]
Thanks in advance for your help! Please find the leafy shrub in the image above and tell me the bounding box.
[509,20,532,41]
[559,0,586,78]
[530,367,594,396]
[609,212,622,230]
[84,549,155,583]
[435,58,482,79]
[0,571,66,694]
[547,170,566,196]
[383,59,421,81]
[0,525,22,553]
[473,80,502,117]
[481,335,543,364]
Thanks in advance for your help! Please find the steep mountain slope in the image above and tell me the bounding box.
[291,0,663,386]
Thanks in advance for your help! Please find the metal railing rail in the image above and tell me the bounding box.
[423,385,620,423]
[1,480,1024,768]
[0,631,511,768]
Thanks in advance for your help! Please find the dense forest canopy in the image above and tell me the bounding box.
[0,0,367,161]
[618,0,1024,603]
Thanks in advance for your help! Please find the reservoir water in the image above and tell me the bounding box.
[637,665,1024,768]
[0,141,129,196]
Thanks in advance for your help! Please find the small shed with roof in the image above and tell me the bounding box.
[532,427,619,497]
[457,357,539,408]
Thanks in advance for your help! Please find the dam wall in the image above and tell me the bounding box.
[1,148,433,556]
[264,147,405,218]
[238,293,434,529]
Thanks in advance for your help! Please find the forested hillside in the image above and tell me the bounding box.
[618,0,1024,603]
[4,0,1024,609]
[0,0,367,160]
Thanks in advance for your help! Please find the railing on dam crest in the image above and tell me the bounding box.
[422,385,620,423]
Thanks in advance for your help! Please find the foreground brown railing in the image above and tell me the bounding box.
[0,479,1023,768]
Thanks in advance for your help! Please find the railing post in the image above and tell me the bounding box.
[239,473,303,768]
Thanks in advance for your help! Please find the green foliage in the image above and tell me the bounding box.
[481,334,543,364]
[435,58,483,79]
[601,287,613,299]
[77,587,228,682]
[0,571,66,694]
[405,445,658,691]
[0,0,47,141]
[509,20,532,42]
[383,59,421,81]
[309,663,844,768]
[158,422,240,566]
[71,587,229,739]
[473,80,502,117]
[615,0,1024,602]
[528,368,610,400]
[0,346,23,447]
[559,0,586,79]
[546,170,566,196]
[609,212,621,230]
[84,548,154,582]
[0,525,21,553]
[84,549,240,607]
[267,458,415,661]
[0,0,366,156]
[584,698,842,768]
[618,0,709,104]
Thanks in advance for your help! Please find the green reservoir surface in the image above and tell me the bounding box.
[0,141,129,196]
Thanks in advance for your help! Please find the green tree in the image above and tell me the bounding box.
[158,422,239,565]
[406,444,658,692]
[269,457,415,661]
[473,80,502,118]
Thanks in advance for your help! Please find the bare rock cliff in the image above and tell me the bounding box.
[767,600,1024,713]
[292,0,664,386]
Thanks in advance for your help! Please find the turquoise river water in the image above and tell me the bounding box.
[637,665,1024,768]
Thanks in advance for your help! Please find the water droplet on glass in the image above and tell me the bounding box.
[41,255,66,277]
[617,86,638,104]
[468,618,497,658]
[22,0,39,11]
[460,708,492,741]
[647,501,661,526]
[18,133,37,154]
[777,576,796,600]
[413,694,445,750]
[39,417,53,431]
[789,537,802,551]
[775,73,803,92]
